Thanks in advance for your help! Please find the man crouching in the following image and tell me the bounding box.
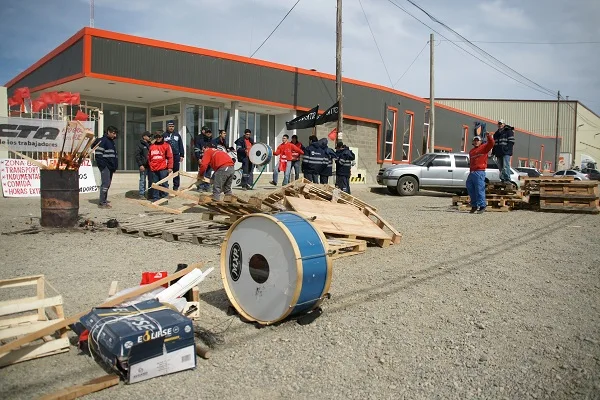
[198,143,235,201]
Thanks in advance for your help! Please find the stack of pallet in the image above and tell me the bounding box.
[452,183,527,212]
[539,181,600,214]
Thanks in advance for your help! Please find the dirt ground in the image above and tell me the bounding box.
[0,183,599,400]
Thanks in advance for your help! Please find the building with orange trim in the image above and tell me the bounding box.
[5,28,561,181]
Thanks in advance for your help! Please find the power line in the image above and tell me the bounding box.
[385,0,557,98]
[393,41,428,87]
[357,0,395,88]
[250,0,301,58]
[439,40,600,45]
[404,0,557,97]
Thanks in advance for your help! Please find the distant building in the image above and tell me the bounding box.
[5,27,561,182]
[437,99,600,170]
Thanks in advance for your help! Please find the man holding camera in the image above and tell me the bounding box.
[492,119,515,184]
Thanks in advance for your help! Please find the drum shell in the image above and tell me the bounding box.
[248,143,273,166]
[220,212,332,325]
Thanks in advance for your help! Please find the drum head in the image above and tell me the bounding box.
[249,143,272,166]
[221,215,302,324]
[233,170,243,187]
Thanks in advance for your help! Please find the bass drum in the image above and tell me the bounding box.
[233,170,243,187]
[221,212,332,325]
[248,143,273,166]
[228,151,242,171]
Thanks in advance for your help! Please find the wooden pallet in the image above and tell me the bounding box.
[539,198,600,214]
[326,238,367,260]
[540,182,599,197]
[521,176,574,194]
[458,204,510,212]
[452,194,526,210]
[0,275,69,367]
[119,216,228,244]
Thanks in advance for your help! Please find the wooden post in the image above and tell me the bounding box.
[429,33,435,152]
[336,0,343,144]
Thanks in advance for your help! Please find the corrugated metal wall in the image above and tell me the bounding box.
[436,99,576,152]
[7,39,83,95]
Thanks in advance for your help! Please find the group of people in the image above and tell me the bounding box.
[94,121,358,208]
[466,119,515,213]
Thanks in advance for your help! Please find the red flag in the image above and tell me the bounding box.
[40,91,58,105]
[56,92,71,104]
[31,99,48,112]
[69,93,81,105]
[74,110,89,121]
[14,87,31,100]
[328,128,337,141]
[7,96,21,107]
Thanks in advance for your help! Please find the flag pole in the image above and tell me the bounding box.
[335,0,343,145]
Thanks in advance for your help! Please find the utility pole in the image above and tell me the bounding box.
[429,33,435,153]
[90,0,95,27]
[336,0,343,144]
[554,90,560,171]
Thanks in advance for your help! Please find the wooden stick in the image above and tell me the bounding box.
[0,145,49,169]
[0,263,202,357]
[39,374,119,400]
[195,343,211,360]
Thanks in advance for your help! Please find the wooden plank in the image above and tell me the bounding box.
[0,296,63,317]
[39,374,120,400]
[0,314,38,328]
[539,205,599,214]
[107,281,118,297]
[37,277,45,321]
[0,264,201,356]
[0,337,69,367]
[0,319,64,341]
[362,208,402,244]
[285,197,392,240]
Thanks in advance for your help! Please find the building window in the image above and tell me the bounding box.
[150,106,164,118]
[530,159,539,169]
[518,158,528,167]
[544,161,552,172]
[401,111,413,162]
[384,107,397,161]
[434,146,452,153]
[462,125,469,152]
[422,107,430,155]
[125,106,147,170]
[165,103,180,115]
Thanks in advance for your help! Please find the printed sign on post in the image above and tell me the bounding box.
[0,158,98,197]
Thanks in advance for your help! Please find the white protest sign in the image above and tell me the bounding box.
[0,158,98,198]
[0,117,95,153]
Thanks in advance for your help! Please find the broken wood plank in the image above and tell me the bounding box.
[39,374,120,400]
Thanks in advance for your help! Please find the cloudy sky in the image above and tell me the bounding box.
[1,0,599,113]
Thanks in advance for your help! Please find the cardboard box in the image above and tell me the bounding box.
[80,299,196,383]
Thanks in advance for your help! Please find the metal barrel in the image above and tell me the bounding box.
[40,169,79,228]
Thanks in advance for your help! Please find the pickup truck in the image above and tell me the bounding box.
[376,152,524,196]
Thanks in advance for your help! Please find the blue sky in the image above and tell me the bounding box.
[1,0,599,113]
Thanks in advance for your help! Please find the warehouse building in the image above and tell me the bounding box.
[437,99,600,171]
[5,27,561,183]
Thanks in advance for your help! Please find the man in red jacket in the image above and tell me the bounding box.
[148,132,174,202]
[269,134,304,186]
[198,143,235,201]
[467,133,495,214]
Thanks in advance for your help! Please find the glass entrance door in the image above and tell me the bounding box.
[149,117,179,134]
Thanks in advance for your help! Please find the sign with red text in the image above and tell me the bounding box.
[0,158,98,197]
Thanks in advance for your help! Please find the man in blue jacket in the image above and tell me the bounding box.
[95,125,118,209]
[334,142,355,194]
[163,120,184,190]
[318,138,338,184]
[301,135,324,184]
[234,129,255,190]
[492,119,515,184]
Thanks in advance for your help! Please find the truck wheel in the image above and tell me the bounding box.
[397,176,418,196]
[387,186,399,195]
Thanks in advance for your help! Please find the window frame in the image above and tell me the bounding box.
[395,110,414,163]
[431,154,451,167]
[383,106,397,163]
[462,125,469,152]
[454,155,470,168]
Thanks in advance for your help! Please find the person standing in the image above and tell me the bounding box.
[270,134,304,186]
[492,119,515,184]
[289,135,303,181]
[235,129,255,190]
[301,135,323,183]
[213,129,228,149]
[193,127,213,192]
[334,142,355,194]
[318,138,338,184]
[149,132,173,202]
[198,143,235,201]
[134,131,151,200]
[467,133,495,214]
[163,120,184,190]
[95,125,118,209]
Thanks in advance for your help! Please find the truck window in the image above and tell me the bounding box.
[431,155,451,167]
[455,155,469,168]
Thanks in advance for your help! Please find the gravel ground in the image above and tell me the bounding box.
[0,184,599,400]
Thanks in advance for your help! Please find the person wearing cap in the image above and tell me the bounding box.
[149,132,174,202]
[198,142,235,201]
[492,119,515,184]
[301,135,324,183]
[134,131,152,200]
[334,142,355,194]
[467,133,495,213]
[234,129,255,190]
[162,120,184,190]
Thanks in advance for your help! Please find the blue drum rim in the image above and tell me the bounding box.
[220,212,331,325]
[250,143,273,166]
